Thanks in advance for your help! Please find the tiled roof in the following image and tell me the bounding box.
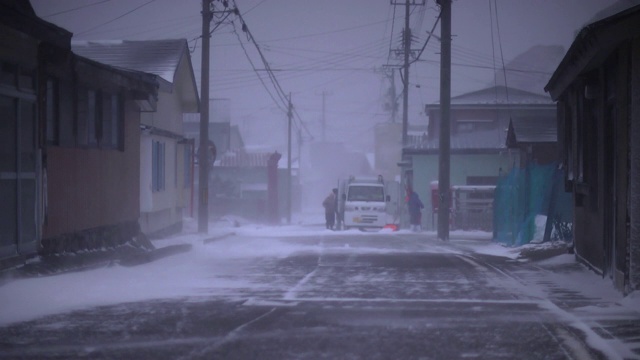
[507,117,557,146]
[72,39,187,84]
[407,127,507,152]
[216,151,278,168]
[426,86,553,108]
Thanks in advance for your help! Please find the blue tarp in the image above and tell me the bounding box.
[493,163,573,246]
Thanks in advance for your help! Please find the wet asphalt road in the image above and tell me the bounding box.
[0,232,635,359]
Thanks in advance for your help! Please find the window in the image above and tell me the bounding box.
[455,118,494,133]
[0,62,17,86]
[184,143,192,189]
[46,79,59,145]
[58,81,75,147]
[111,94,123,150]
[467,176,497,186]
[152,140,165,192]
[347,185,384,202]
[457,123,474,133]
[76,87,123,149]
[76,87,88,146]
[100,93,123,149]
[87,90,98,146]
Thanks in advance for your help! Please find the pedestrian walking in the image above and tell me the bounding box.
[407,187,424,232]
[322,188,337,230]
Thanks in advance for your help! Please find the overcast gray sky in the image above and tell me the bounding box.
[31,0,617,152]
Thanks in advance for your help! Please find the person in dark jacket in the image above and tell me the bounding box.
[407,187,424,232]
[322,189,337,230]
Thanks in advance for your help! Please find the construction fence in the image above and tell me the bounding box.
[493,162,573,246]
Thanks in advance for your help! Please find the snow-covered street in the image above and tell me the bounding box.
[1,217,639,359]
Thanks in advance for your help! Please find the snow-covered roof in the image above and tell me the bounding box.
[406,127,508,153]
[426,86,553,109]
[507,117,557,147]
[545,4,640,99]
[215,151,279,168]
[72,39,189,85]
[585,0,640,25]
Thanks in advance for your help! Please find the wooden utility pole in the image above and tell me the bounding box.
[390,0,425,144]
[402,0,410,146]
[319,90,332,143]
[391,70,398,123]
[437,0,451,241]
[198,0,211,233]
[287,93,292,224]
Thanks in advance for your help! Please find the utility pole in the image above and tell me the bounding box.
[402,0,410,146]
[437,0,451,241]
[287,93,293,225]
[198,0,236,233]
[198,0,212,233]
[320,91,332,143]
[390,0,425,145]
[390,70,398,123]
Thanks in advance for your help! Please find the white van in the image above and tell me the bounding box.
[338,175,399,230]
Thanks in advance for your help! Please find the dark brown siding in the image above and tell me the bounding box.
[43,101,140,238]
[630,38,640,291]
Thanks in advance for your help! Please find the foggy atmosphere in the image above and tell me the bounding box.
[1,0,640,358]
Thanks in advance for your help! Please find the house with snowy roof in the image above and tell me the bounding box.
[402,84,556,231]
[210,150,299,224]
[72,39,200,238]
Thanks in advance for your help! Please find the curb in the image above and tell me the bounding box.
[0,243,193,285]
[203,232,236,245]
[118,243,193,266]
[517,242,572,262]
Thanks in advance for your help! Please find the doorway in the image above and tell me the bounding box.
[0,94,39,259]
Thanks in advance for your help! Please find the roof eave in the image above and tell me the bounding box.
[545,6,640,100]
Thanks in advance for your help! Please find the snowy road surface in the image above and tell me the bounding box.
[0,221,639,359]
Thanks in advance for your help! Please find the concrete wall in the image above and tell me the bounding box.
[411,151,518,230]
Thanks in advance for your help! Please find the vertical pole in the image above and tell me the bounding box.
[198,0,211,233]
[391,70,397,123]
[402,0,410,146]
[437,0,451,241]
[321,91,326,143]
[287,93,292,224]
[190,141,195,217]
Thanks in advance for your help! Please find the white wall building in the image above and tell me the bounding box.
[73,39,199,237]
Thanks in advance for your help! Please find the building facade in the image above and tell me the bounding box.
[0,1,158,267]
[545,4,640,294]
[73,39,199,238]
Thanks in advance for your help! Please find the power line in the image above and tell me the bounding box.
[230,0,312,139]
[493,0,510,101]
[416,58,552,75]
[242,0,267,15]
[246,17,401,45]
[231,21,288,114]
[40,0,110,18]
[489,0,499,104]
[75,0,157,36]
[410,11,441,65]
[387,4,397,64]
